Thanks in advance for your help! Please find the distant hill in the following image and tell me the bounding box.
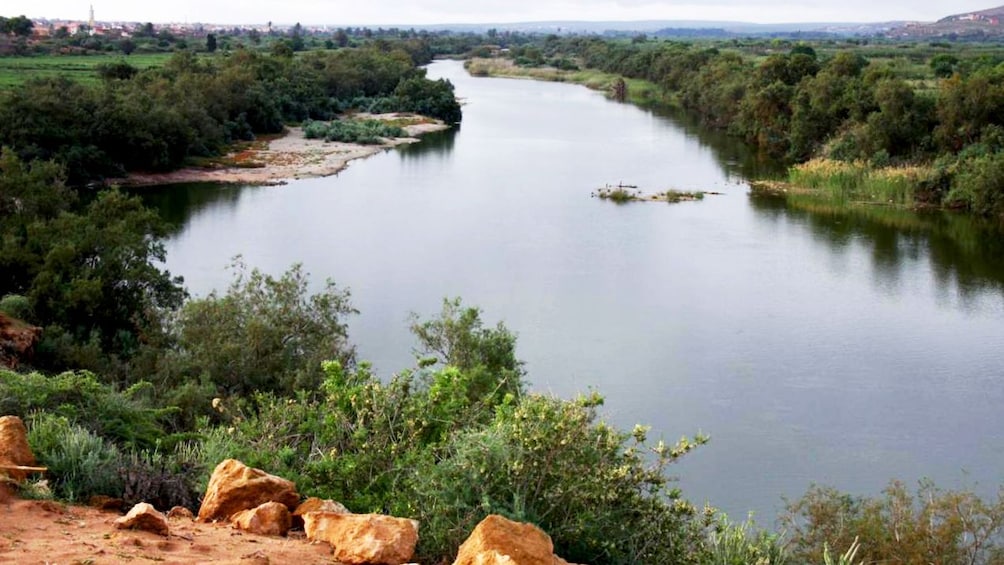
[412,20,901,37]
[888,4,1004,39]
[939,5,1004,23]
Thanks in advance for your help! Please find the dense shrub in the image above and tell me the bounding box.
[781,481,1004,565]
[0,369,174,449]
[26,413,123,502]
[416,393,709,564]
[173,259,356,396]
[303,118,406,144]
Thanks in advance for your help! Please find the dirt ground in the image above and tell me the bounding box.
[0,495,338,565]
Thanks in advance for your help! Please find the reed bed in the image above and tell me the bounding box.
[789,159,927,206]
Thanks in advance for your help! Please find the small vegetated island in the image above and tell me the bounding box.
[594,184,712,203]
[4,12,1004,565]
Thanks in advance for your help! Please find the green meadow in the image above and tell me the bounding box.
[0,53,173,87]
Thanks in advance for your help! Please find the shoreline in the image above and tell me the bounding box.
[113,114,450,187]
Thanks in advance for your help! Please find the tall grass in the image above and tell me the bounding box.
[789,159,926,207]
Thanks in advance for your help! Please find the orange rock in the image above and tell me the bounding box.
[303,512,418,565]
[232,501,292,537]
[453,515,574,565]
[291,497,348,529]
[167,506,195,520]
[0,415,37,483]
[115,502,170,536]
[197,459,299,523]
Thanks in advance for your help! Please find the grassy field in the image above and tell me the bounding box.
[0,53,174,87]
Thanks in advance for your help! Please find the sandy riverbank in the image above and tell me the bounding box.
[116,114,450,187]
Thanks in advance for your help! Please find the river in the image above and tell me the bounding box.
[141,60,1004,524]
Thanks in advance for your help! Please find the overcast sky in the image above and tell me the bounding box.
[4,1,997,26]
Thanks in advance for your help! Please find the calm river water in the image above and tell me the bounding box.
[142,60,1004,523]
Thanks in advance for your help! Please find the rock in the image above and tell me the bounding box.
[0,415,37,483]
[291,497,348,529]
[167,506,195,520]
[453,515,573,565]
[303,512,418,565]
[0,313,41,369]
[232,501,292,537]
[197,459,299,523]
[114,502,170,536]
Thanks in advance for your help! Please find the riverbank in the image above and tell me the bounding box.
[114,114,450,187]
[464,57,674,108]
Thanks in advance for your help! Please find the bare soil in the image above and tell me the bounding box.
[0,496,338,564]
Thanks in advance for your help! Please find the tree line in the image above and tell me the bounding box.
[532,37,1004,217]
[0,46,460,184]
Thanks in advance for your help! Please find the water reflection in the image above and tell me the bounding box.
[750,193,1004,304]
[651,105,788,180]
[397,127,458,160]
[132,182,248,235]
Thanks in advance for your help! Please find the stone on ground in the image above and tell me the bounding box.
[114,502,170,536]
[291,497,349,529]
[197,459,299,523]
[232,501,292,537]
[453,514,577,565]
[303,512,418,565]
[0,415,37,483]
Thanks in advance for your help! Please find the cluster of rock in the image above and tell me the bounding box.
[1,418,580,565]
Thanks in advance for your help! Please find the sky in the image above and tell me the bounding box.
[4,0,999,26]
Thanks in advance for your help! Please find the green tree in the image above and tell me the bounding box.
[26,190,185,368]
[290,22,305,52]
[174,260,356,396]
[5,15,33,38]
[334,28,349,48]
[393,76,462,123]
[0,148,75,297]
[409,297,524,405]
[206,33,217,53]
[118,38,136,55]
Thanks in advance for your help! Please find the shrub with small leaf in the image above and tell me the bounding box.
[303,118,407,144]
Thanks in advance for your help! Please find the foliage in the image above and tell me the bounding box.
[947,149,1004,216]
[25,411,201,509]
[416,393,709,564]
[21,190,185,370]
[705,514,788,565]
[0,293,30,319]
[0,369,174,450]
[26,413,124,502]
[0,45,459,184]
[781,481,1004,565]
[303,118,406,144]
[392,76,463,124]
[180,300,708,564]
[174,259,356,396]
[409,297,525,404]
[529,36,1004,217]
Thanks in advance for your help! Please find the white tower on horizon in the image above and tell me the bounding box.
[88,4,96,35]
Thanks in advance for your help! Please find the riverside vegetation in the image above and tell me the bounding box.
[473,37,1004,219]
[4,21,1004,564]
